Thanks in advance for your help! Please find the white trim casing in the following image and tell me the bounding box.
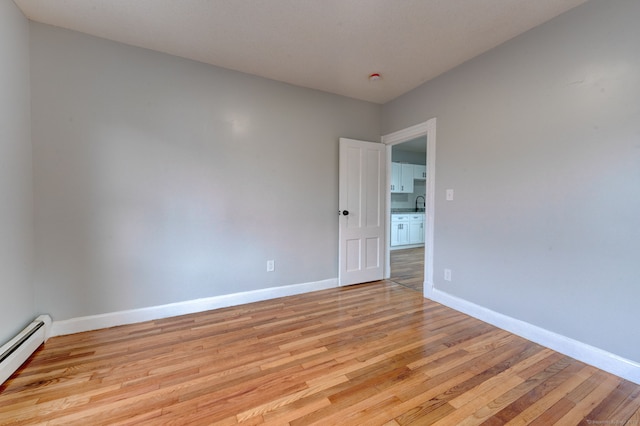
[51,279,337,337]
[381,118,436,299]
[430,288,640,385]
[423,120,436,299]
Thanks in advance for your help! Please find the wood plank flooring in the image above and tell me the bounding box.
[2,282,640,425]
[390,247,424,292]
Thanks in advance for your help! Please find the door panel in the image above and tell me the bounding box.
[339,138,386,286]
[365,237,380,269]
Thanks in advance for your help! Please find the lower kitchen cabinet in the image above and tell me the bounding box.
[409,217,424,244]
[391,214,424,247]
[391,216,410,246]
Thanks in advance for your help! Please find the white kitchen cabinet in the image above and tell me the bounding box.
[413,165,426,180]
[391,214,424,247]
[409,214,425,244]
[390,163,414,193]
[390,163,401,192]
[400,164,414,193]
[390,215,410,246]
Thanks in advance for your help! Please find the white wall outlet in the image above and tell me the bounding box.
[266,260,275,272]
[444,268,452,282]
[446,189,454,201]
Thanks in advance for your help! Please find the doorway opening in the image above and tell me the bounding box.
[382,119,436,299]
[389,136,426,292]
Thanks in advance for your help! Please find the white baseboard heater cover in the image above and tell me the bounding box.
[0,315,51,386]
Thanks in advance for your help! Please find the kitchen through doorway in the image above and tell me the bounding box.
[388,136,426,293]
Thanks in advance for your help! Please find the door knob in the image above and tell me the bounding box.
[342,210,349,216]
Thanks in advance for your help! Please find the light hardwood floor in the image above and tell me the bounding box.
[390,247,425,293]
[1,282,639,425]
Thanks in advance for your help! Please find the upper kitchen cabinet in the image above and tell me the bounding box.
[391,163,415,193]
[401,164,415,192]
[413,165,426,180]
[391,163,401,192]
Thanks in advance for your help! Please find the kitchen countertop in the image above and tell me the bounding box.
[391,209,425,214]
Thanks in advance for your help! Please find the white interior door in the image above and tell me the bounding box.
[338,138,386,286]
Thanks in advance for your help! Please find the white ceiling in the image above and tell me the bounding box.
[14,0,587,104]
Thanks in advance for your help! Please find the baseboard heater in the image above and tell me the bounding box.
[0,315,51,386]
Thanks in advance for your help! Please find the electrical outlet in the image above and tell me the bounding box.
[444,269,452,282]
[446,189,454,201]
[266,260,275,272]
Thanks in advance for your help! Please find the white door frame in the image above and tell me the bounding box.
[381,118,436,299]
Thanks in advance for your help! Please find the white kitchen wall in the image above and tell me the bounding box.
[0,1,35,344]
[30,23,381,321]
[383,0,640,363]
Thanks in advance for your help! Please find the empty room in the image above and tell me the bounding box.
[1,0,639,424]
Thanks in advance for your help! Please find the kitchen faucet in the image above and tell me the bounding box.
[415,195,425,212]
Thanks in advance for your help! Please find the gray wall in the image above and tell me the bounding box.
[383,0,640,363]
[30,23,381,320]
[0,1,35,344]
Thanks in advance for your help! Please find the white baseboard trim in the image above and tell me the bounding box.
[429,288,640,385]
[51,278,338,337]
